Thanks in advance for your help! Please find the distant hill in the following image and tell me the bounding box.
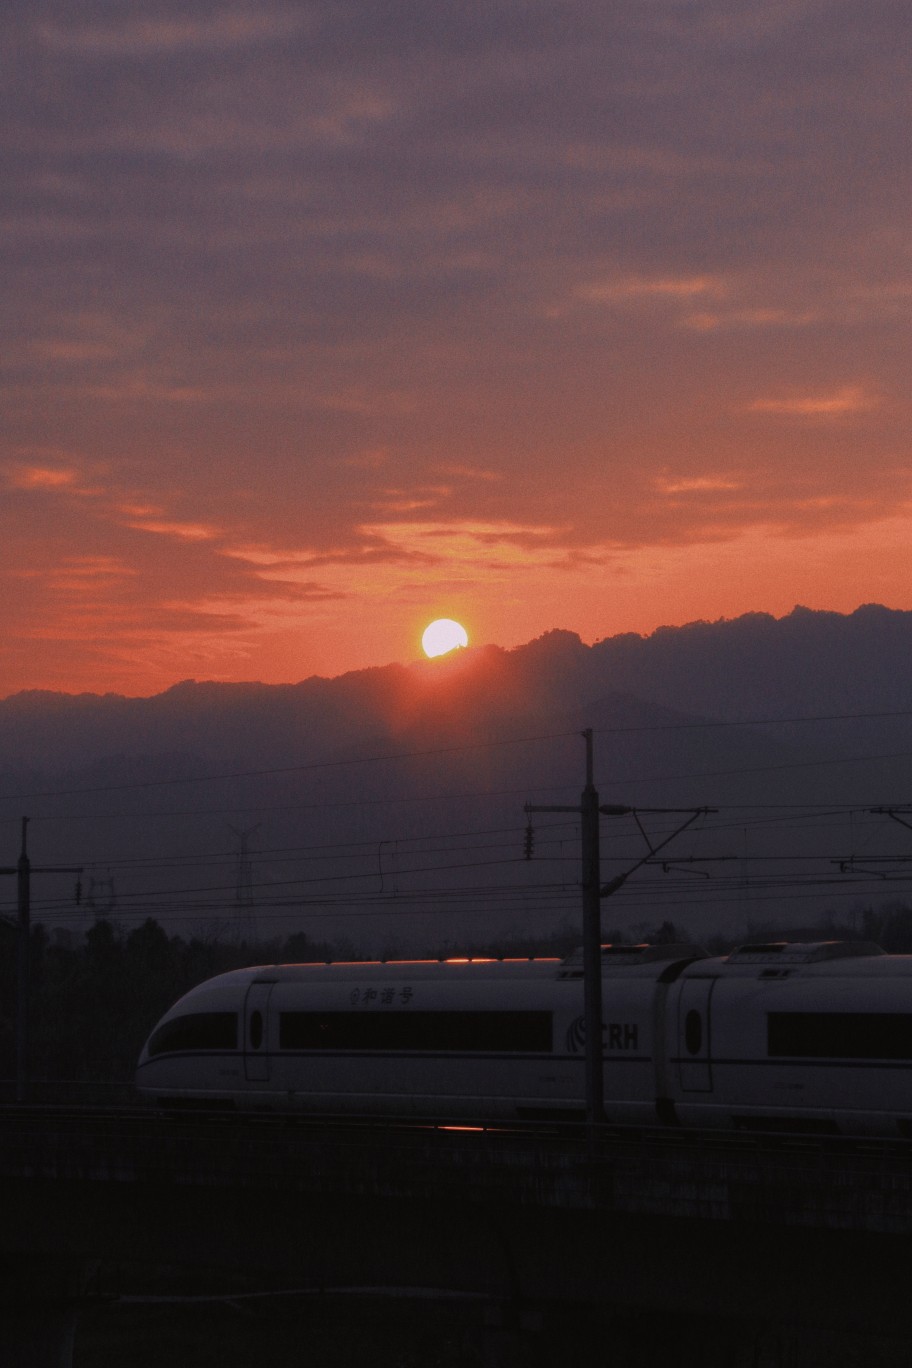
[2,605,911,950]
[591,603,912,724]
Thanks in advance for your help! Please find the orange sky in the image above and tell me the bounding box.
[4,2,912,697]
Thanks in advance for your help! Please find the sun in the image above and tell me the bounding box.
[422,618,469,658]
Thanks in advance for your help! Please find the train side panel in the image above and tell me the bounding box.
[667,952,912,1136]
[266,975,579,1118]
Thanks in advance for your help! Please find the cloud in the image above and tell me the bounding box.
[223,519,574,605]
[7,465,81,491]
[226,533,439,572]
[82,378,216,404]
[4,460,106,498]
[357,520,572,576]
[343,448,391,471]
[681,306,821,332]
[576,275,725,305]
[38,10,307,57]
[29,339,120,363]
[4,0,912,694]
[745,386,881,417]
[367,496,443,514]
[44,556,138,591]
[654,475,744,496]
[123,518,222,542]
[434,464,503,483]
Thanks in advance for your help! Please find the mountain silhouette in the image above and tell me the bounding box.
[2,605,911,949]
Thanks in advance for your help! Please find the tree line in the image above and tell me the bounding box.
[0,918,344,1085]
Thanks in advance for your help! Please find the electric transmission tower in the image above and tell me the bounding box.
[229,824,261,944]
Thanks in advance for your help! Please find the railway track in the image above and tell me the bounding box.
[2,1094,912,1167]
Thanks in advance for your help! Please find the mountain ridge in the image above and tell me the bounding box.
[2,604,911,947]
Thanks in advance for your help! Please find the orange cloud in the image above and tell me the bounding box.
[45,556,137,590]
[746,386,880,416]
[5,461,107,498]
[434,464,503,483]
[124,518,222,542]
[654,475,744,496]
[682,306,819,331]
[8,465,80,491]
[576,274,725,304]
[343,447,391,470]
[353,520,571,582]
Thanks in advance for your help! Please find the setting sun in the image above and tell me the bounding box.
[422,619,469,658]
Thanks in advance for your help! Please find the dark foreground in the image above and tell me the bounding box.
[76,1295,474,1368]
[74,1294,912,1368]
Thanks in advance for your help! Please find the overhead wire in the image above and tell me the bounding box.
[0,727,579,804]
[3,703,912,935]
[2,703,912,812]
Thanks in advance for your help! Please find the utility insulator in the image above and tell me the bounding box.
[524,822,535,861]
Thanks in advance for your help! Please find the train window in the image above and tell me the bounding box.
[279,1010,553,1053]
[249,1010,264,1050]
[148,1012,237,1057]
[684,1009,702,1055]
[768,1012,912,1060]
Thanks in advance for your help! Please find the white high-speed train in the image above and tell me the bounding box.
[135,940,912,1137]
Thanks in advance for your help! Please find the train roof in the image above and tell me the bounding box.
[176,941,912,999]
[187,956,566,992]
[187,945,711,993]
[557,943,708,978]
[725,940,885,965]
[684,940,909,979]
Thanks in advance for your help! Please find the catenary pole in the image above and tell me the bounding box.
[526,730,604,1127]
[580,729,604,1125]
[1,820,83,1103]
[525,736,717,1132]
[17,818,30,1104]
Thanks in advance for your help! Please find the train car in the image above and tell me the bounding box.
[135,940,912,1137]
[663,939,912,1136]
[135,944,704,1122]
